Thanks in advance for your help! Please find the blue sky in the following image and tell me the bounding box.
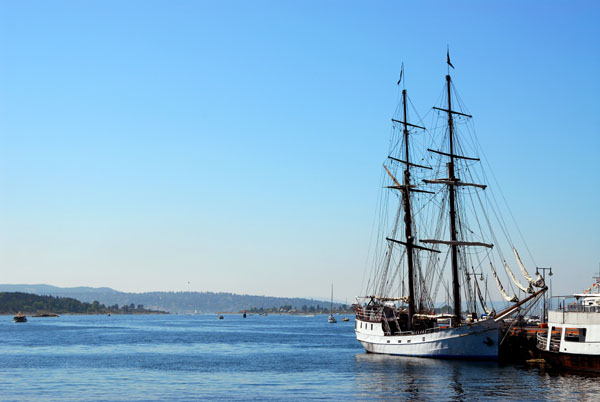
[0,1,598,302]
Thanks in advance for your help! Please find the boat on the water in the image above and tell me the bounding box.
[355,55,546,360]
[342,317,349,322]
[328,284,337,323]
[13,311,27,323]
[537,273,600,372]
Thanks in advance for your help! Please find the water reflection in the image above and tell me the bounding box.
[351,353,596,401]
[450,364,464,402]
[353,353,477,401]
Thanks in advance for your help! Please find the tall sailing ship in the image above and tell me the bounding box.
[355,56,547,360]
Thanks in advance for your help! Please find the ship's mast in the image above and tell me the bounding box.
[421,71,494,325]
[400,89,416,329]
[383,84,438,326]
[446,73,462,324]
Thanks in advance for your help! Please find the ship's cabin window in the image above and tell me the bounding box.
[564,328,586,343]
[551,326,562,340]
[370,324,373,330]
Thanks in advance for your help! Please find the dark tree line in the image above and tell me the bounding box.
[247,304,355,314]
[0,292,165,314]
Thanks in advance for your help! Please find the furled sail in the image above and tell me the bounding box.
[534,272,545,287]
[513,248,545,288]
[504,260,532,294]
[472,267,492,315]
[490,262,518,302]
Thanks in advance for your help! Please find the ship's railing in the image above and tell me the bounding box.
[355,306,384,323]
[536,333,547,350]
[564,304,600,313]
[388,324,462,336]
[549,295,600,313]
[549,338,561,352]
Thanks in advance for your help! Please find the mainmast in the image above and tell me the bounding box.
[445,74,461,324]
[421,68,493,327]
[400,89,417,329]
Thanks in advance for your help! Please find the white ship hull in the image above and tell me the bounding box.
[355,318,499,360]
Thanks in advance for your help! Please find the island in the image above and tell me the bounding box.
[0,292,167,315]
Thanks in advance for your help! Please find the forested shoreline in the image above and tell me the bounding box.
[0,292,166,315]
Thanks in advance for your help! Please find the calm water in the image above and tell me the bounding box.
[0,314,597,401]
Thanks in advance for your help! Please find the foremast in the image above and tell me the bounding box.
[386,87,435,330]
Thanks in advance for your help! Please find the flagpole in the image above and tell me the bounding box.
[446,46,454,73]
[402,63,405,91]
[397,62,404,89]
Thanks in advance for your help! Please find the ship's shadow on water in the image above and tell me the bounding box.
[352,354,491,401]
[351,353,599,402]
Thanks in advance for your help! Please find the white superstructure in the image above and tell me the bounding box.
[537,276,600,372]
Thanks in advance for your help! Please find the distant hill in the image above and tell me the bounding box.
[0,284,344,313]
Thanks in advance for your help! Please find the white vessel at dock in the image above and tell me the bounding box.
[537,274,600,372]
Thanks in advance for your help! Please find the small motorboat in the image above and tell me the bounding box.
[13,311,27,323]
[218,315,224,320]
[342,317,349,322]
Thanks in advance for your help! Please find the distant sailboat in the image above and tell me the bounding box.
[328,284,337,323]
